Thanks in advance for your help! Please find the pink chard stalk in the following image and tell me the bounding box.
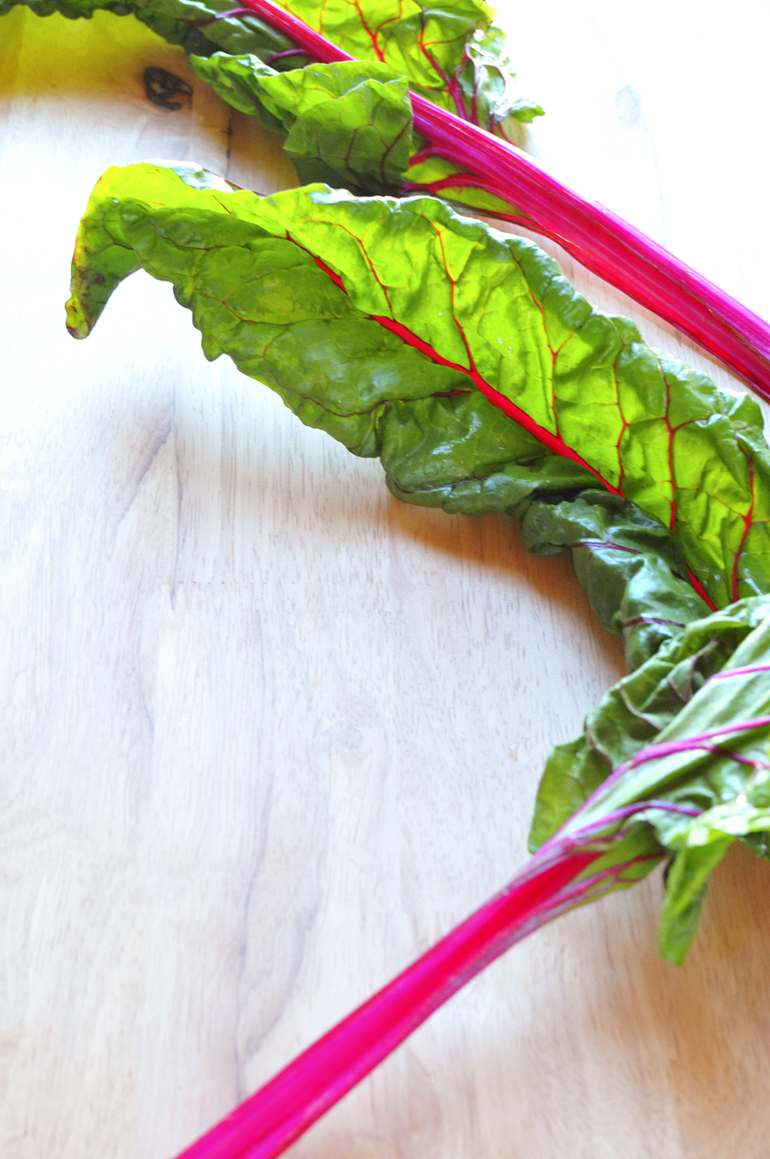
[172,740,763,1159]
[172,683,770,1159]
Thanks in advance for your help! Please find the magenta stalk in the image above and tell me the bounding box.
[173,850,598,1159]
[171,710,770,1159]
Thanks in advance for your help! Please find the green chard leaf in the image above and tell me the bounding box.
[66,164,707,666]
[189,55,413,193]
[265,0,533,128]
[530,596,770,851]
[188,51,532,220]
[67,164,770,614]
[65,162,770,969]
[535,596,770,962]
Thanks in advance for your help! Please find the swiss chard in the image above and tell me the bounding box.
[9,0,770,1153]
[529,595,770,861]
[61,158,770,1159]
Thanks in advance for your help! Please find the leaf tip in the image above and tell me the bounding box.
[64,293,92,340]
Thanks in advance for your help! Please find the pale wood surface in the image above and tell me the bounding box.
[1,4,770,1157]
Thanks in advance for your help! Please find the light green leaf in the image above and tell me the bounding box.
[66,165,770,611]
[657,838,732,965]
[66,163,708,667]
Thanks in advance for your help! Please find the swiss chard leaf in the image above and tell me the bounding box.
[67,164,770,612]
[530,595,770,851]
[189,54,413,193]
[537,596,770,962]
[265,0,530,128]
[65,163,707,668]
[188,50,533,219]
[66,162,770,968]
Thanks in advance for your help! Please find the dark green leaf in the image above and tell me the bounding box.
[520,491,709,668]
[530,595,770,851]
[543,599,770,960]
[189,55,413,193]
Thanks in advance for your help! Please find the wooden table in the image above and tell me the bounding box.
[2,4,770,1156]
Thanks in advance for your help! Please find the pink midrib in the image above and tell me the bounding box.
[309,255,622,493]
[231,0,770,401]
[312,238,721,609]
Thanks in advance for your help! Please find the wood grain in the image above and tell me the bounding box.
[1,4,770,1157]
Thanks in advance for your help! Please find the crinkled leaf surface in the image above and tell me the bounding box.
[269,0,525,126]
[385,428,709,668]
[188,50,532,218]
[520,491,709,667]
[536,596,770,962]
[186,46,535,230]
[530,595,770,851]
[186,53,290,128]
[66,163,707,667]
[190,55,413,193]
[68,163,770,611]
